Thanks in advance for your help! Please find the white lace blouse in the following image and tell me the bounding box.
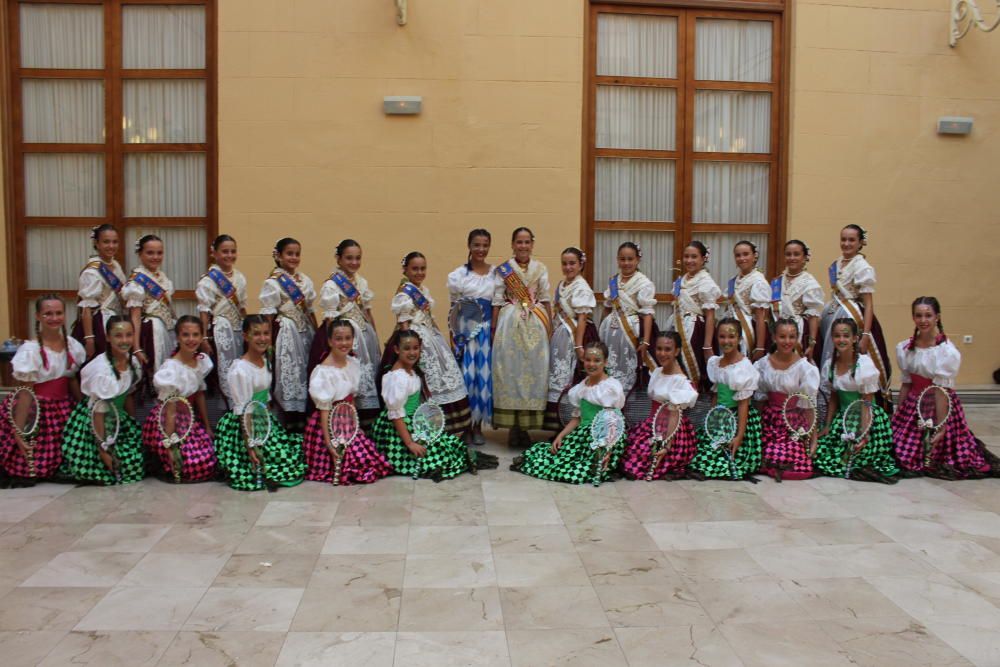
[832,255,876,300]
[259,271,316,332]
[391,283,438,327]
[753,356,820,401]
[728,270,772,314]
[775,271,825,319]
[319,272,375,320]
[675,270,722,318]
[77,257,127,314]
[309,357,361,409]
[707,356,759,401]
[648,368,698,409]
[568,376,626,417]
[80,354,142,402]
[820,355,880,396]
[447,265,495,302]
[12,339,86,384]
[603,271,656,316]
[195,266,248,330]
[226,358,271,414]
[555,275,596,322]
[153,355,213,401]
[895,339,962,389]
[381,368,422,420]
[121,267,176,327]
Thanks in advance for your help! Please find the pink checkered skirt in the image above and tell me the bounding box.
[621,413,698,480]
[891,388,993,477]
[141,402,218,482]
[0,394,73,478]
[302,410,393,484]
[759,404,814,481]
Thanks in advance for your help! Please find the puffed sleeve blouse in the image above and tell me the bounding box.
[381,368,422,420]
[391,285,435,324]
[12,339,85,383]
[309,357,361,410]
[647,368,699,409]
[707,356,759,402]
[80,354,142,401]
[895,339,962,389]
[753,356,821,401]
[447,266,495,302]
[820,354,880,396]
[153,355,214,401]
[226,358,271,414]
[568,376,626,418]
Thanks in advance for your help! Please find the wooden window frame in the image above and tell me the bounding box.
[583,0,790,301]
[1,0,217,336]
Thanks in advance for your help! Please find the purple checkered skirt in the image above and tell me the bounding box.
[759,404,814,481]
[891,388,992,477]
[621,413,698,479]
[0,394,72,478]
[141,402,218,482]
[302,409,393,484]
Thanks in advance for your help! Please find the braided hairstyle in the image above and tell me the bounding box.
[170,315,205,358]
[33,293,71,371]
[907,296,947,350]
[828,317,860,383]
[769,317,800,355]
[104,315,139,387]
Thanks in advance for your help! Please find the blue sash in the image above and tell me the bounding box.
[331,272,360,301]
[770,276,783,302]
[402,283,430,310]
[672,277,682,298]
[206,268,240,309]
[727,277,736,299]
[96,263,122,293]
[828,260,839,288]
[131,271,168,303]
[608,275,620,301]
[274,271,306,310]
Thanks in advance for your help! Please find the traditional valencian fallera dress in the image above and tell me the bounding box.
[302,357,392,484]
[196,264,248,404]
[690,356,763,480]
[723,268,771,356]
[891,338,1000,478]
[600,271,656,394]
[0,339,84,480]
[310,270,382,426]
[813,355,898,481]
[260,269,316,416]
[769,269,825,364]
[214,358,306,490]
[754,356,820,481]
[122,266,176,377]
[544,275,598,431]
[491,258,552,431]
[621,368,699,480]
[447,263,495,429]
[141,355,218,482]
[59,353,145,485]
[370,368,478,480]
[671,269,722,392]
[512,376,626,485]
[72,256,127,356]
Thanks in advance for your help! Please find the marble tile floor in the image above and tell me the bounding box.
[2,409,1000,666]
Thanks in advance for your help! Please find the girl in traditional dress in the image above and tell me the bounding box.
[621,331,699,480]
[724,240,771,363]
[73,224,127,359]
[371,331,495,480]
[122,234,177,382]
[690,318,763,481]
[671,241,722,392]
[0,295,84,486]
[390,252,472,436]
[754,318,820,482]
[59,316,145,485]
[543,247,598,433]
[819,225,891,403]
[891,297,999,478]
[491,227,552,447]
[600,242,656,396]
[214,315,307,491]
[310,239,381,428]
[260,237,317,430]
[141,316,217,482]
[447,229,495,445]
[303,318,392,484]
[196,234,248,407]
[814,318,898,483]
[511,341,625,485]
[770,240,824,365]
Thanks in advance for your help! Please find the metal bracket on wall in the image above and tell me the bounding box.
[951,0,1000,47]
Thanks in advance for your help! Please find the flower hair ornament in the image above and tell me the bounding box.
[580,250,587,265]
[90,225,102,241]
[635,242,643,260]
[704,245,711,262]
[859,225,869,245]
[271,240,283,257]
[133,238,143,254]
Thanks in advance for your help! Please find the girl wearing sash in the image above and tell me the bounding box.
[690,318,763,481]
[891,297,999,478]
[0,295,84,485]
[491,227,552,447]
[724,240,771,362]
[621,331,699,480]
[511,341,625,484]
[310,239,382,428]
[73,224,126,359]
[671,241,722,392]
[814,318,898,482]
[600,242,656,396]
[371,331,494,480]
[303,319,392,484]
[819,225,891,403]
[260,237,317,429]
[390,252,472,436]
[215,315,307,491]
[141,316,217,482]
[196,235,248,406]
[769,240,824,365]
[447,229,495,445]
[59,316,145,485]
[543,247,598,433]
[753,318,820,481]
[122,234,177,381]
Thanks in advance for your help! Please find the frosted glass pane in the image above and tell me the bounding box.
[22,79,104,143]
[124,80,206,143]
[694,91,771,153]
[595,158,674,222]
[597,14,677,78]
[124,153,206,217]
[126,227,206,291]
[689,232,770,288]
[594,230,674,293]
[693,162,769,225]
[597,86,676,151]
[26,227,93,290]
[122,5,205,69]
[25,154,105,217]
[20,4,103,69]
[695,19,772,83]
